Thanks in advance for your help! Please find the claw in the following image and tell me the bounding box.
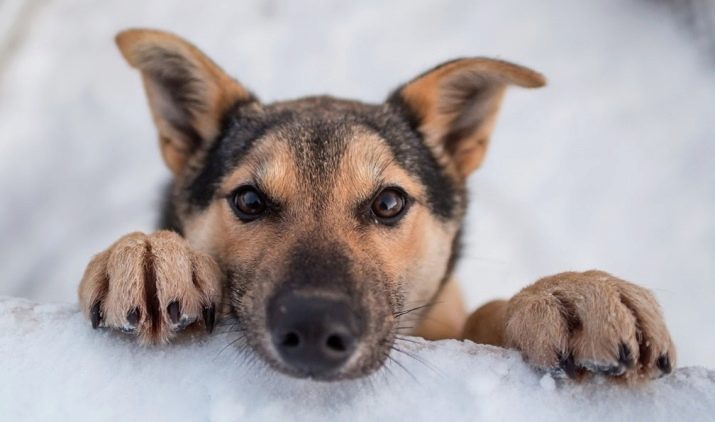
[558,352,579,379]
[203,304,216,334]
[656,354,672,374]
[618,342,634,369]
[90,302,102,329]
[167,301,181,324]
[581,360,623,377]
[126,307,141,328]
[599,364,626,377]
[176,315,198,330]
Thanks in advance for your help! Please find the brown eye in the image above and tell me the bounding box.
[230,186,267,221]
[371,188,408,223]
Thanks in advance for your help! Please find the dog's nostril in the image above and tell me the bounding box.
[281,331,301,348]
[325,334,347,353]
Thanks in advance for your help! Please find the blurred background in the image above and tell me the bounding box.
[0,0,713,367]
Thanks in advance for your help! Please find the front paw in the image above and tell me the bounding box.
[78,231,222,344]
[505,270,675,382]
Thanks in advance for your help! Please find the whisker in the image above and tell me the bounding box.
[393,300,442,318]
[215,335,246,359]
[397,314,456,331]
[379,352,396,383]
[392,346,441,377]
[395,335,421,345]
[386,353,417,382]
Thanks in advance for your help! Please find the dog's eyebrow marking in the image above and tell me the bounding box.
[185,105,292,209]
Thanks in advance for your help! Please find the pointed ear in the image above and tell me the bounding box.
[387,58,545,179]
[116,29,256,175]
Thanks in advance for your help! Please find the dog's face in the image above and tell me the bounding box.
[116,29,544,380]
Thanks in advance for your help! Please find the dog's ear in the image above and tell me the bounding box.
[116,29,256,175]
[388,58,545,178]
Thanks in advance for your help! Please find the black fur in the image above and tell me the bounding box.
[158,181,182,233]
[281,243,357,299]
[440,227,463,287]
[138,49,206,151]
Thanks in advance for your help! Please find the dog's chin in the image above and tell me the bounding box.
[268,359,387,382]
[269,363,353,382]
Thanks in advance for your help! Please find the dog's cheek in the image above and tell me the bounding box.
[385,209,457,314]
[225,269,285,369]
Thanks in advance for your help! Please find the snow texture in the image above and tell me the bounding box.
[0,0,714,369]
[1,297,714,422]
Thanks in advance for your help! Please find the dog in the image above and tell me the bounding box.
[78,29,675,383]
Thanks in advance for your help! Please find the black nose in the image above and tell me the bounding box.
[268,292,362,378]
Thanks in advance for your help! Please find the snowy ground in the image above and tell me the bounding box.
[0,0,713,373]
[1,297,714,422]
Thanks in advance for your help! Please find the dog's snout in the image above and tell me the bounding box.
[268,292,362,378]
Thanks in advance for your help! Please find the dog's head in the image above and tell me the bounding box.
[116,29,544,380]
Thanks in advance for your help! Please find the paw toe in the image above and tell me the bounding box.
[166,301,200,332]
[126,307,141,326]
[618,342,635,369]
[203,304,216,334]
[656,354,672,375]
[90,302,103,329]
[167,301,181,324]
[554,352,586,379]
[176,314,198,330]
[121,307,142,333]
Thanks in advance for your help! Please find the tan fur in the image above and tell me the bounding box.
[78,231,222,343]
[414,278,467,340]
[461,299,507,346]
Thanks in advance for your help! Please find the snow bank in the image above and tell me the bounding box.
[1,297,713,422]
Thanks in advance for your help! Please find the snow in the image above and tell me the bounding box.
[0,297,713,421]
[0,0,714,370]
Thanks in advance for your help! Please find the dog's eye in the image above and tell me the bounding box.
[371,188,408,223]
[230,186,267,221]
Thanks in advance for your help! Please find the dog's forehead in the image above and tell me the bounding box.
[185,96,459,218]
[216,122,398,202]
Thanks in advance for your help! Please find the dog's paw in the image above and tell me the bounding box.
[505,270,675,383]
[78,231,222,344]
